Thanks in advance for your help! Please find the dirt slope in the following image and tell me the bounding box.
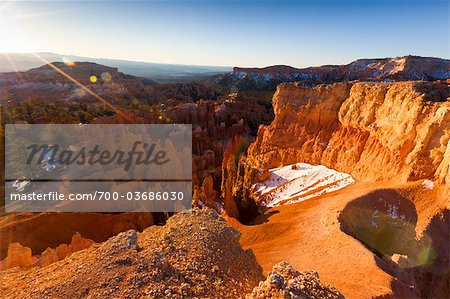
[0,209,265,299]
[231,182,448,299]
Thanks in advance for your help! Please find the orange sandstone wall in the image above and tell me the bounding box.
[247,81,449,184]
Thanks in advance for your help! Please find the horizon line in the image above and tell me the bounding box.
[1,51,449,70]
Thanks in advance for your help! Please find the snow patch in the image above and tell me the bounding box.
[421,180,434,190]
[252,163,355,208]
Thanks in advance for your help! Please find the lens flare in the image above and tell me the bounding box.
[89,75,97,83]
[417,246,436,267]
[31,53,131,121]
[62,57,76,67]
[101,72,112,82]
[231,135,249,162]
[74,87,86,97]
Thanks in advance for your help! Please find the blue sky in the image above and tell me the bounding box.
[0,0,448,67]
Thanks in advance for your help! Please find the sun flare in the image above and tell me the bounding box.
[0,3,39,53]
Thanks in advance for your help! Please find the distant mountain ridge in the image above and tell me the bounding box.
[0,61,157,103]
[0,52,231,83]
[218,56,450,91]
[0,61,230,108]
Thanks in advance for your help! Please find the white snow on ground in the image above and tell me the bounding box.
[421,179,434,190]
[252,163,355,208]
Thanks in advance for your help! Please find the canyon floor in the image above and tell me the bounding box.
[231,182,447,299]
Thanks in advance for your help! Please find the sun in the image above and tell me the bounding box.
[0,3,39,53]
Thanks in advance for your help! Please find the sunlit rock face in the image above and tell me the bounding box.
[0,243,37,270]
[221,81,448,220]
[246,81,449,184]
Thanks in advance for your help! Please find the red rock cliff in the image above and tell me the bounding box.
[246,81,449,186]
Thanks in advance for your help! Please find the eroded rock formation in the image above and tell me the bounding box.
[246,81,449,184]
[0,212,153,260]
[0,243,37,270]
[0,232,93,270]
[222,81,448,220]
[231,80,449,298]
